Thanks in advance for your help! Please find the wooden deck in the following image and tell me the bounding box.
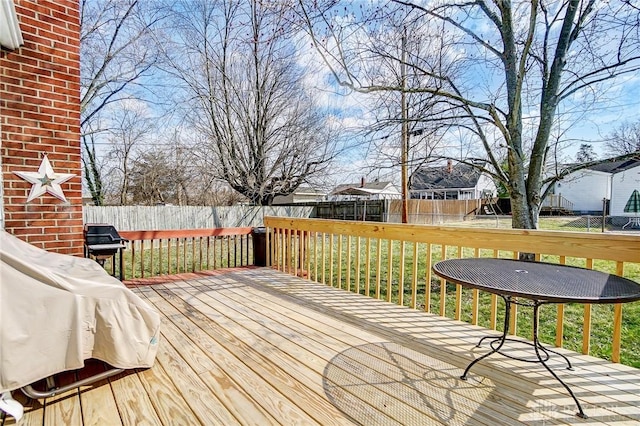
[4,268,640,425]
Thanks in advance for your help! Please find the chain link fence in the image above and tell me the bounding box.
[416,214,640,233]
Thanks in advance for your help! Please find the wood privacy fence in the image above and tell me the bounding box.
[388,199,482,224]
[263,216,640,365]
[84,205,313,231]
[312,199,483,223]
[84,200,484,231]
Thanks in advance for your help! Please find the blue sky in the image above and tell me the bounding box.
[304,1,640,186]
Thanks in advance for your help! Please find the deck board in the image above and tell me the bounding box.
[3,267,640,425]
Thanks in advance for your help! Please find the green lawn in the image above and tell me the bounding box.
[450,216,606,232]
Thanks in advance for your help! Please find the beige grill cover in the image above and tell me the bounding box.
[0,231,160,392]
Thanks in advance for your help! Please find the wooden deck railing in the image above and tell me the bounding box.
[112,228,254,280]
[263,216,640,365]
[541,194,574,211]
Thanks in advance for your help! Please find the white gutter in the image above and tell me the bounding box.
[0,0,24,50]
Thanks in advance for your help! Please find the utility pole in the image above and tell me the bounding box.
[401,26,409,224]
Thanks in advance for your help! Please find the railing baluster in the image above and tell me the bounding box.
[386,239,393,303]
[158,238,163,275]
[555,255,567,347]
[365,237,371,297]
[321,232,326,284]
[398,240,405,306]
[168,238,172,274]
[509,250,519,335]
[176,238,180,273]
[582,258,594,355]
[282,229,287,272]
[471,247,480,325]
[140,240,145,278]
[411,242,418,309]
[355,236,361,295]
[293,231,299,276]
[306,231,311,277]
[276,229,281,272]
[236,235,239,267]
[425,243,432,313]
[337,235,343,289]
[439,244,446,317]
[490,249,498,330]
[285,229,291,273]
[612,261,625,363]
[329,233,334,287]
[182,237,187,273]
[313,232,318,282]
[130,240,136,279]
[150,239,154,277]
[206,236,211,270]
[375,238,382,299]
[346,235,352,291]
[455,246,462,321]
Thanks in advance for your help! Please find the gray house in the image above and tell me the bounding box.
[410,160,497,200]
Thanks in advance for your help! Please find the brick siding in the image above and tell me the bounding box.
[1,1,83,255]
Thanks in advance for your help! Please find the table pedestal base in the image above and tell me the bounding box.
[460,296,587,419]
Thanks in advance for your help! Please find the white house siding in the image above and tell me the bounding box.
[610,165,640,216]
[556,170,610,213]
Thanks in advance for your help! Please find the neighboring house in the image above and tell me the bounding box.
[328,179,401,201]
[272,187,326,204]
[553,157,640,215]
[409,160,497,200]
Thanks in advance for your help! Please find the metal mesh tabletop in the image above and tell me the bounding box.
[433,258,640,304]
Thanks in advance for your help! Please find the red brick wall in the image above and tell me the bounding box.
[1,0,83,255]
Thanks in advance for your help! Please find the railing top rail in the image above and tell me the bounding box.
[120,227,253,241]
[264,217,640,263]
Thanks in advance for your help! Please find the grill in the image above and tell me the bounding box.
[84,224,128,280]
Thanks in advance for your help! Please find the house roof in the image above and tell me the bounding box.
[292,187,326,196]
[330,181,398,195]
[585,157,640,174]
[410,162,484,191]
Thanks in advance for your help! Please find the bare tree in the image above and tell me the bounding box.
[80,0,166,205]
[162,0,341,205]
[300,1,640,229]
[104,104,154,205]
[606,120,640,156]
[127,147,194,205]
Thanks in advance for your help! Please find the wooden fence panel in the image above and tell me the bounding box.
[84,205,313,231]
[388,199,482,224]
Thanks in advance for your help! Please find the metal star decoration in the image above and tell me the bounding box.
[14,155,76,202]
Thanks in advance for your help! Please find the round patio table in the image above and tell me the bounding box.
[432,258,640,419]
